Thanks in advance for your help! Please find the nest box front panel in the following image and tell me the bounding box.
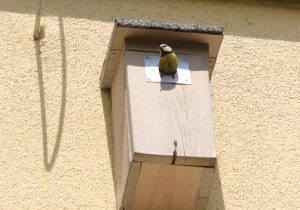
[125,50,216,166]
[133,163,204,209]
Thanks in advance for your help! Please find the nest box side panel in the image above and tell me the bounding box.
[121,161,142,210]
[111,56,133,209]
[125,50,216,166]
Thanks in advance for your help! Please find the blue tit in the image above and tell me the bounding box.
[159,44,178,79]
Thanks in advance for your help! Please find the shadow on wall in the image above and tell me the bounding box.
[1,0,300,42]
[35,16,67,171]
[207,162,225,210]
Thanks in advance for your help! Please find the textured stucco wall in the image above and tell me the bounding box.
[0,0,299,209]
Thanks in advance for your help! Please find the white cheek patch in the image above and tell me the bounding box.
[164,46,172,52]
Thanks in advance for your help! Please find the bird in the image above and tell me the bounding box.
[158,44,178,79]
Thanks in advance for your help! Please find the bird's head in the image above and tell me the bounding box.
[159,44,173,56]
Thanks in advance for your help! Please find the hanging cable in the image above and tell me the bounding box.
[33,0,42,40]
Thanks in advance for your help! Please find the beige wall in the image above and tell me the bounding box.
[0,0,299,209]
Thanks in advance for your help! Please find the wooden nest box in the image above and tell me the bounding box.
[100,19,224,210]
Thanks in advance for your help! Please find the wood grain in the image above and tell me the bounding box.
[124,39,208,55]
[195,198,209,210]
[111,53,133,210]
[198,167,214,198]
[133,163,204,210]
[125,50,216,166]
[121,162,142,210]
[100,25,223,89]
[196,167,215,209]
[132,154,216,167]
[112,28,222,61]
[111,42,216,209]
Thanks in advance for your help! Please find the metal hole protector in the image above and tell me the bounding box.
[144,55,191,85]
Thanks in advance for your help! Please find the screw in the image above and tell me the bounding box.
[183,58,188,62]
[146,56,150,59]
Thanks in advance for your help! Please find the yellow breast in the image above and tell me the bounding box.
[159,53,178,75]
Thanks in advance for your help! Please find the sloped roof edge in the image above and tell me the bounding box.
[115,18,224,35]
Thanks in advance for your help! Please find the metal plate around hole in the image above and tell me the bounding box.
[144,55,191,84]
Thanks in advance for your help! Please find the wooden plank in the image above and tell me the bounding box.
[109,50,121,60]
[112,27,223,59]
[208,68,213,80]
[106,59,118,71]
[132,154,216,167]
[121,162,142,210]
[132,153,173,165]
[195,198,209,210]
[99,23,118,89]
[133,163,204,210]
[197,167,215,198]
[100,78,113,90]
[100,24,223,90]
[124,39,208,55]
[175,157,216,167]
[103,70,116,79]
[208,57,216,68]
[118,101,135,210]
[124,48,135,162]
[208,57,217,80]
[196,167,215,210]
[111,53,132,210]
[125,50,216,166]
[125,50,175,161]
